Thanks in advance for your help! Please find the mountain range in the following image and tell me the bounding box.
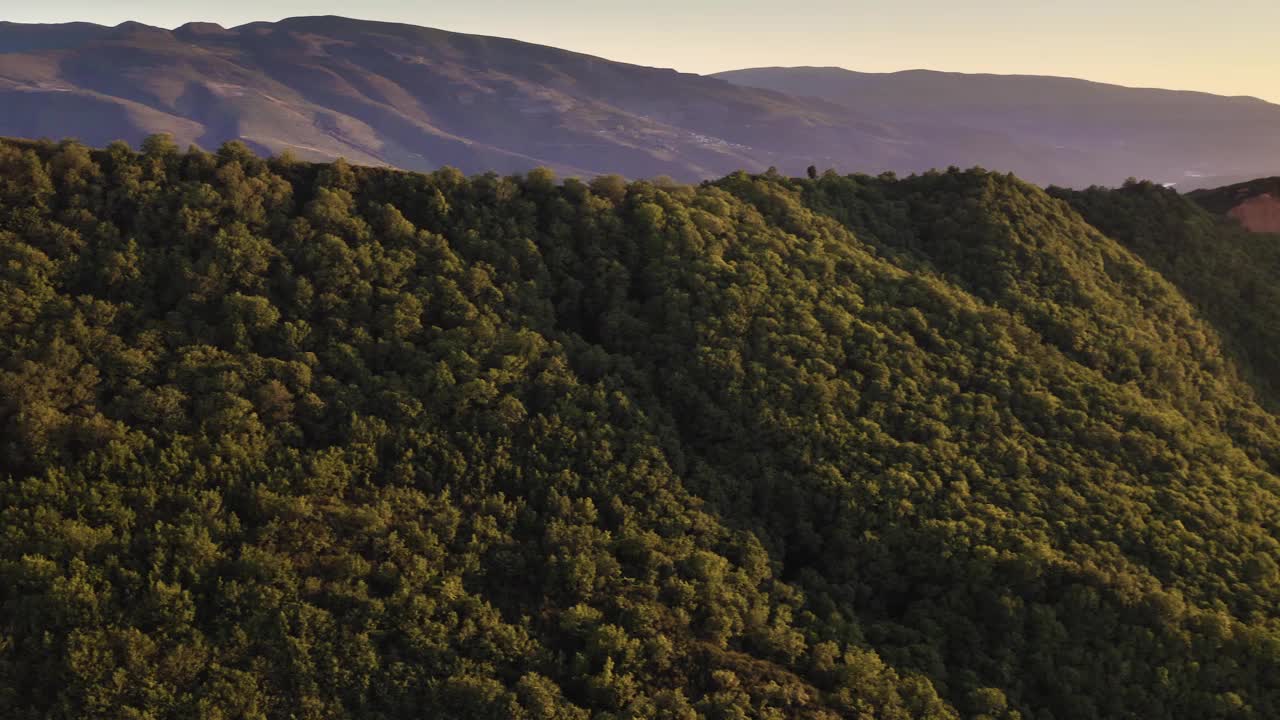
[2,15,1279,187]
[717,67,1280,189]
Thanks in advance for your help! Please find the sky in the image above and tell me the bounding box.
[8,0,1280,103]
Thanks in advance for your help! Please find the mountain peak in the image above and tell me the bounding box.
[109,20,170,35]
[173,21,230,36]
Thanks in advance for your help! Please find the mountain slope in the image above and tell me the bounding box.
[0,16,935,181]
[1053,180,1280,405]
[2,137,1280,718]
[715,66,1280,188]
[1188,177,1280,232]
[4,17,1280,186]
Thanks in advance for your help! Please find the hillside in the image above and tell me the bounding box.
[4,17,1280,187]
[1187,177,1280,233]
[1053,180,1280,405]
[715,66,1280,189]
[3,137,1280,718]
[0,16,928,181]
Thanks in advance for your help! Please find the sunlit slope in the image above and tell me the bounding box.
[1055,180,1280,408]
[1,139,1278,718]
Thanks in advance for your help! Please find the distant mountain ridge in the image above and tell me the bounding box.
[1,16,1279,186]
[715,66,1280,189]
[0,16,923,180]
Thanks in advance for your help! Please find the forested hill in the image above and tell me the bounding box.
[3,137,1280,719]
[1052,180,1280,408]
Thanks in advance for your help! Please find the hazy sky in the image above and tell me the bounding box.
[9,1,1280,102]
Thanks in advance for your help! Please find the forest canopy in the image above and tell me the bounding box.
[1,137,1279,719]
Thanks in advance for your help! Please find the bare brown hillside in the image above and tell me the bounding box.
[1229,194,1280,233]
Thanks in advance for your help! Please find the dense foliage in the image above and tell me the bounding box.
[2,137,1279,719]
[1052,180,1280,407]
